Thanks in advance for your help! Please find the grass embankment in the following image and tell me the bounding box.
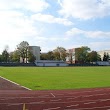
[0,67,110,90]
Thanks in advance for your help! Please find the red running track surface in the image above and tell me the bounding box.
[0,88,110,110]
[0,76,110,110]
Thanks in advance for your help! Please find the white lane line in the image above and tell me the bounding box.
[0,76,31,90]
[51,93,56,98]
[53,94,64,96]
[65,90,95,95]
[67,96,79,100]
[50,99,61,102]
[67,97,76,100]
[64,88,110,96]
[84,102,96,104]
[8,103,23,106]
[66,104,79,107]
[0,99,6,100]
[77,89,110,93]
[73,106,110,110]
[2,97,36,99]
[93,89,103,92]
[30,101,45,104]
[38,95,50,97]
[43,107,61,110]
[94,93,107,96]
[100,99,110,102]
[83,95,94,97]
[83,93,107,98]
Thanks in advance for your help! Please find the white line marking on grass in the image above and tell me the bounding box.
[51,93,56,97]
[0,76,31,90]
[20,85,32,90]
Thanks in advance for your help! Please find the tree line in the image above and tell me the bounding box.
[0,41,35,63]
[41,46,110,64]
[0,41,109,64]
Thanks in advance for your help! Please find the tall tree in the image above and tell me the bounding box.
[47,51,55,60]
[75,46,90,63]
[0,54,3,62]
[53,47,66,61]
[40,53,48,60]
[17,41,29,63]
[2,49,9,62]
[87,51,101,62]
[103,52,109,61]
[9,50,19,62]
[106,53,109,61]
[28,51,36,62]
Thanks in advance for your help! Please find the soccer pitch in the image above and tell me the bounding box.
[0,67,110,90]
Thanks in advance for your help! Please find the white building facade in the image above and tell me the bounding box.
[66,48,76,64]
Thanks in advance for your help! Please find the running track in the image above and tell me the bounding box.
[0,88,110,110]
[0,77,110,110]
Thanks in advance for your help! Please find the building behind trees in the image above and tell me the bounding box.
[97,50,110,61]
[29,46,41,60]
[66,46,102,64]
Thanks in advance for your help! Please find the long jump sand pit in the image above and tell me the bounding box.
[0,77,110,110]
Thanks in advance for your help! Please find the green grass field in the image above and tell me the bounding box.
[0,67,110,90]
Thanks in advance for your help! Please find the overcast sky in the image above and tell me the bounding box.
[0,0,110,53]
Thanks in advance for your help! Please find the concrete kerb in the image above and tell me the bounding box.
[0,76,32,90]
